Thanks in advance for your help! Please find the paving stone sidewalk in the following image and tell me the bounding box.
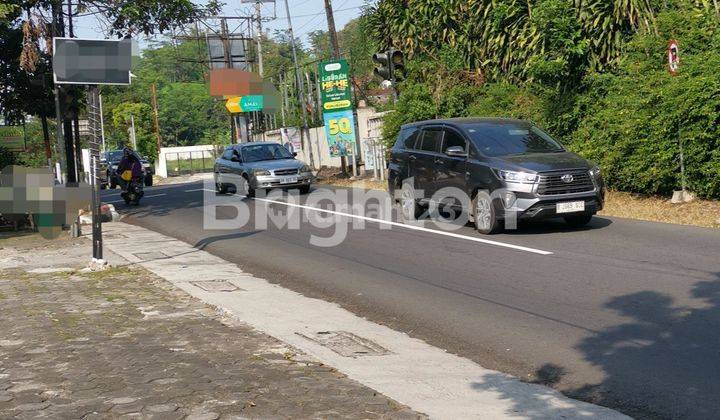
[0,232,423,419]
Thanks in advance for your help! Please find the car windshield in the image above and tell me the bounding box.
[241,144,294,162]
[104,151,124,161]
[464,123,565,157]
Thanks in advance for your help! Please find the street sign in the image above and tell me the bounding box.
[318,59,352,112]
[53,38,132,85]
[668,39,679,75]
[323,110,356,158]
[0,124,26,152]
[225,95,264,113]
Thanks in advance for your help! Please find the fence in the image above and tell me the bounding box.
[156,145,221,178]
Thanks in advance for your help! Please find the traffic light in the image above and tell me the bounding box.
[372,51,392,81]
[390,49,405,81]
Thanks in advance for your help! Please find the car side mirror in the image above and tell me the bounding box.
[445,146,467,157]
[231,154,241,163]
[292,152,298,157]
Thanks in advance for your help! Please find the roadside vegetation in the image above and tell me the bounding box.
[367,0,720,200]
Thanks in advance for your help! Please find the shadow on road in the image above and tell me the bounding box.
[470,272,720,419]
[500,216,613,236]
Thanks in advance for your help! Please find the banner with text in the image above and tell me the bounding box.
[319,59,356,157]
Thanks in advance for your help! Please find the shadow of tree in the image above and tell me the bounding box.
[469,273,720,419]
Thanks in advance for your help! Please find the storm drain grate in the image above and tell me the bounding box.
[191,281,242,292]
[297,331,391,358]
[133,251,168,261]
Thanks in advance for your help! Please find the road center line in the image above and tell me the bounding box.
[196,190,553,255]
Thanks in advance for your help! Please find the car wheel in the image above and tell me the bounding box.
[240,175,255,198]
[214,174,228,194]
[109,176,117,190]
[564,214,593,228]
[144,174,153,187]
[100,183,107,190]
[473,191,502,234]
[398,181,423,221]
[299,185,311,194]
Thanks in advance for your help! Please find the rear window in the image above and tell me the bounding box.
[465,123,564,157]
[396,127,420,150]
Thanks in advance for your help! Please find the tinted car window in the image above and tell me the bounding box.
[241,144,294,162]
[465,123,564,157]
[419,128,443,152]
[396,127,420,150]
[442,129,466,152]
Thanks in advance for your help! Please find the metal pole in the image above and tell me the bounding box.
[282,0,314,168]
[372,140,378,180]
[99,94,106,152]
[130,115,137,149]
[255,1,264,77]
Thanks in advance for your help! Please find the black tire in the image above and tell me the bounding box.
[472,191,503,234]
[299,185,311,194]
[109,177,117,190]
[564,214,593,228]
[100,183,107,190]
[398,181,423,221]
[215,174,228,194]
[241,175,255,198]
[144,174,153,187]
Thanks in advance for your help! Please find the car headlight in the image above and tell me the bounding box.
[589,166,601,178]
[252,169,271,176]
[300,164,312,173]
[495,169,538,184]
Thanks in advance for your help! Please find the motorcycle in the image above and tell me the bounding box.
[121,177,144,205]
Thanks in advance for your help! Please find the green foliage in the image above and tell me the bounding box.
[570,7,720,197]
[110,102,156,159]
[375,0,720,199]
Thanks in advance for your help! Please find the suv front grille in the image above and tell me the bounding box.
[274,168,298,176]
[537,169,594,195]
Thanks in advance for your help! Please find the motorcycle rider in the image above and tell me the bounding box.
[117,147,144,203]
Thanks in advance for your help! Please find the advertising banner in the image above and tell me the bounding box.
[323,110,356,158]
[319,59,355,157]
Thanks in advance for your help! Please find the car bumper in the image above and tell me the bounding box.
[252,173,314,189]
[500,189,604,220]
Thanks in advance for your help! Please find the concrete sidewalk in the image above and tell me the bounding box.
[0,233,422,419]
[98,221,629,420]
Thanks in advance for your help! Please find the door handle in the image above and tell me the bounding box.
[434,159,444,165]
[408,155,417,161]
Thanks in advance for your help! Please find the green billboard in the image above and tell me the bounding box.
[318,59,352,112]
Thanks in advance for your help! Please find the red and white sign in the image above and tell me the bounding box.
[668,39,679,75]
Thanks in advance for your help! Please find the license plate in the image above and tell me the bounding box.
[556,201,585,213]
[279,176,298,184]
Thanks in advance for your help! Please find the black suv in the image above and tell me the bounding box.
[388,118,605,234]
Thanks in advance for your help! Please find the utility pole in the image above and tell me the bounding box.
[150,83,162,156]
[283,0,314,168]
[324,0,341,57]
[129,115,137,149]
[323,0,347,174]
[99,94,106,152]
[254,1,264,77]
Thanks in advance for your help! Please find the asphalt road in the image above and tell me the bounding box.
[102,181,720,419]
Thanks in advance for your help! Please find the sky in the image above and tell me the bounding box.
[73,0,371,50]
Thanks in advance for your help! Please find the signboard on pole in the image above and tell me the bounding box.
[319,59,355,157]
[319,59,352,112]
[225,95,264,113]
[668,39,679,75]
[323,110,356,158]
[0,124,26,152]
[53,38,133,85]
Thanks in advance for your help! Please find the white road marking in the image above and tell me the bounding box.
[192,189,552,255]
[184,188,205,192]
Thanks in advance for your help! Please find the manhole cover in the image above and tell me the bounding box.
[297,331,390,358]
[191,281,242,292]
[133,251,168,260]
